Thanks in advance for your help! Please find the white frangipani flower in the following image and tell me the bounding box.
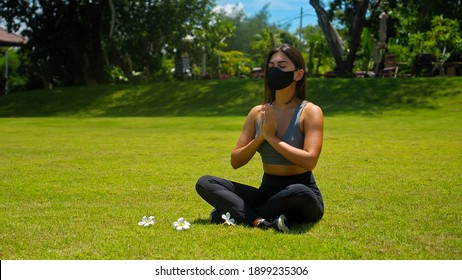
[138,216,155,227]
[173,217,191,231]
[221,212,236,226]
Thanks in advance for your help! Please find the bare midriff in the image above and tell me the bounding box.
[263,164,308,176]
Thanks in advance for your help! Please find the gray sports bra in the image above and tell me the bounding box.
[255,101,307,165]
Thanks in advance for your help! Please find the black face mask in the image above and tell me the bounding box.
[267,67,295,91]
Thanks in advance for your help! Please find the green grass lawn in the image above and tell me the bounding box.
[0,78,461,259]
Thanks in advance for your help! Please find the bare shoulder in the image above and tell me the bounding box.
[247,104,264,119]
[250,104,264,113]
[303,102,323,119]
[301,102,323,129]
[240,104,264,131]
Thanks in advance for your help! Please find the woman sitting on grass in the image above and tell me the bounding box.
[195,44,324,233]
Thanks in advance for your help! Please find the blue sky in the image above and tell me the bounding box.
[215,0,320,32]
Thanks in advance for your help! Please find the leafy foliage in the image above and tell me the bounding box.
[0,0,226,87]
[2,0,462,90]
[218,50,251,78]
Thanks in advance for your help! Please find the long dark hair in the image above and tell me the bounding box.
[263,44,307,104]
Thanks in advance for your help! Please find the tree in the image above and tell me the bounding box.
[224,4,273,55]
[250,29,277,67]
[408,16,462,76]
[106,0,219,82]
[218,50,251,78]
[189,11,236,78]
[392,1,462,57]
[394,0,462,34]
[0,0,110,87]
[0,48,27,92]
[309,0,371,77]
[68,0,107,85]
[0,0,220,88]
[302,26,332,77]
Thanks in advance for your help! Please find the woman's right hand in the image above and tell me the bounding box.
[260,103,278,141]
[231,105,265,169]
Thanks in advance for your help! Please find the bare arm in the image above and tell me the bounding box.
[230,106,265,169]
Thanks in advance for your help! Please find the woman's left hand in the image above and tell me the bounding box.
[261,103,278,140]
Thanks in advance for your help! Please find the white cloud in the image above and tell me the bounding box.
[213,3,246,18]
[250,0,292,11]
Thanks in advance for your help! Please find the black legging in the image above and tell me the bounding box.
[195,171,324,225]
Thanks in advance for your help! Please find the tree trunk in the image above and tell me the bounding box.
[315,53,323,77]
[309,0,347,75]
[90,1,108,84]
[309,0,369,77]
[307,45,314,77]
[35,63,53,90]
[69,0,97,85]
[345,0,369,72]
[106,0,134,83]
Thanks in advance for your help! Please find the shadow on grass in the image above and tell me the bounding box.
[287,222,317,235]
[309,77,461,116]
[1,78,460,117]
[193,218,215,225]
[193,217,317,235]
